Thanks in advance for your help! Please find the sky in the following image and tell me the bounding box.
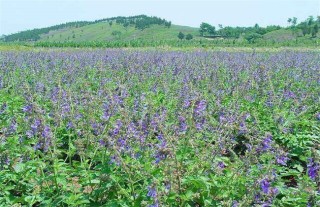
[0,0,319,35]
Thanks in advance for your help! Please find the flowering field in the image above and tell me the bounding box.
[0,49,319,206]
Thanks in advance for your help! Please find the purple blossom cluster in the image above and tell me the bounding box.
[0,49,319,206]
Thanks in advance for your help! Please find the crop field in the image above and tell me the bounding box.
[0,49,319,206]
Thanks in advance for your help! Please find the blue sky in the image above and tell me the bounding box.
[0,0,319,35]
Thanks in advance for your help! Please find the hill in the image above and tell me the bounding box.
[263,28,300,42]
[40,23,198,42]
[3,15,199,42]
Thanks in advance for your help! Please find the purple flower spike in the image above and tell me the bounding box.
[148,201,159,207]
[22,104,32,113]
[194,100,206,114]
[271,187,279,195]
[232,200,239,207]
[99,139,106,147]
[217,161,226,169]
[315,112,320,121]
[276,155,289,166]
[307,158,319,181]
[178,116,187,132]
[260,179,270,194]
[67,121,74,129]
[147,186,157,198]
[258,134,273,152]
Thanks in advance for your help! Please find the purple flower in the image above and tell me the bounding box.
[307,158,319,180]
[219,113,227,123]
[315,113,320,121]
[9,120,17,134]
[261,202,271,207]
[232,200,239,207]
[22,104,32,113]
[238,122,247,135]
[42,125,52,152]
[5,157,10,165]
[66,121,74,129]
[112,120,122,136]
[109,155,120,165]
[154,139,168,164]
[42,125,51,138]
[75,113,83,121]
[194,100,206,114]
[276,155,289,166]
[283,90,296,99]
[34,142,42,150]
[245,143,252,152]
[260,179,270,194]
[270,187,279,195]
[217,161,226,169]
[117,137,126,148]
[195,118,205,131]
[61,103,71,115]
[26,130,34,138]
[31,119,41,132]
[165,182,171,191]
[178,116,187,132]
[0,103,7,114]
[91,122,102,136]
[183,99,191,108]
[258,134,273,152]
[150,113,159,131]
[148,201,159,207]
[254,193,261,202]
[147,186,157,198]
[101,103,111,121]
[99,139,106,147]
[157,133,164,141]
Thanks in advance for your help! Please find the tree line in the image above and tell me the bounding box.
[198,15,320,43]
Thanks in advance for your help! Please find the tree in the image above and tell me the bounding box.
[165,21,172,28]
[178,32,185,40]
[135,19,148,30]
[244,32,262,43]
[186,34,193,40]
[302,24,309,36]
[287,18,292,25]
[109,21,113,27]
[123,22,129,30]
[199,22,215,36]
[292,17,297,26]
[307,16,314,26]
[312,24,319,37]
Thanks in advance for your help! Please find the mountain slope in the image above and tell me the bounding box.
[3,15,199,42]
[40,22,199,42]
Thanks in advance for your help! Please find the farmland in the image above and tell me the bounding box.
[0,48,319,206]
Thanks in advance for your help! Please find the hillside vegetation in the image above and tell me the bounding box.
[2,15,320,47]
[40,23,198,42]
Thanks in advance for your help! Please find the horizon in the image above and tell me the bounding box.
[0,0,319,36]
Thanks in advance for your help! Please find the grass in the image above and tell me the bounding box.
[40,22,199,42]
[263,28,320,42]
